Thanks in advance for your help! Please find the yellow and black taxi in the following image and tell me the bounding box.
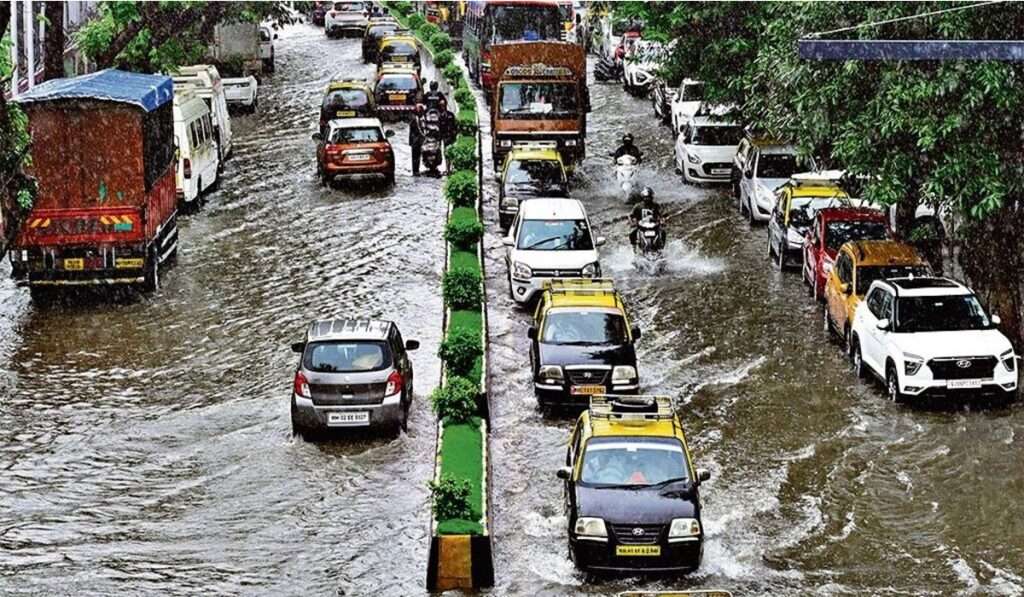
[498,142,569,230]
[373,64,422,119]
[558,395,711,575]
[319,79,376,132]
[376,34,422,75]
[362,20,403,63]
[529,279,640,408]
[767,171,850,269]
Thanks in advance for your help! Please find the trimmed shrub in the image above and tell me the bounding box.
[433,49,454,69]
[430,376,479,422]
[443,266,483,309]
[406,12,425,30]
[392,1,413,15]
[430,31,453,52]
[445,136,477,172]
[454,85,474,108]
[445,209,484,249]
[429,473,473,521]
[443,62,462,84]
[418,22,440,41]
[456,108,478,135]
[439,326,483,377]
[444,169,478,206]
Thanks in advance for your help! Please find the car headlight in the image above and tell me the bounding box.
[756,186,775,206]
[512,261,532,280]
[686,152,701,164]
[786,228,805,248]
[501,196,519,209]
[1001,349,1017,372]
[538,364,564,383]
[574,517,608,541]
[668,518,701,541]
[498,139,513,148]
[903,353,924,376]
[612,365,637,383]
[563,139,577,147]
[581,262,600,277]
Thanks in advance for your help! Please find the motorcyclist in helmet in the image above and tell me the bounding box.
[629,186,663,247]
[409,103,426,176]
[611,133,643,163]
[423,79,448,111]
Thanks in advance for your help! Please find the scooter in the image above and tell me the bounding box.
[614,154,640,202]
[633,217,666,273]
[421,109,444,176]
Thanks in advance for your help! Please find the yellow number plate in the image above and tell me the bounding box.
[336,110,356,117]
[63,258,84,271]
[390,93,407,102]
[571,385,605,396]
[616,545,661,557]
[115,258,144,269]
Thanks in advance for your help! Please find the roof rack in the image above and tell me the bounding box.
[590,394,675,422]
[544,278,616,296]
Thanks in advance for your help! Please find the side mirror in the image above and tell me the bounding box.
[876,318,891,331]
[311,132,322,141]
[405,339,420,350]
[992,314,1002,325]
[291,341,305,353]
[696,468,711,483]
[527,326,538,340]
[631,325,641,340]
[385,129,395,138]
[556,466,572,480]
[503,235,515,247]
[595,236,606,247]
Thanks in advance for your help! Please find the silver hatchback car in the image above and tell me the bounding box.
[290,318,418,437]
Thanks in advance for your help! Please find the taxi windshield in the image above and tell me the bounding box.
[517,219,593,251]
[542,310,627,345]
[580,438,689,487]
[789,196,845,228]
[505,159,566,192]
[825,221,889,252]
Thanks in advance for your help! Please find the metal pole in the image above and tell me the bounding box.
[24,0,34,88]
[10,0,18,97]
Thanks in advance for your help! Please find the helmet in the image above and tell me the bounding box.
[622,133,634,144]
[640,186,654,201]
[430,80,439,91]
[415,103,426,114]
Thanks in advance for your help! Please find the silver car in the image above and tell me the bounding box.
[290,318,418,438]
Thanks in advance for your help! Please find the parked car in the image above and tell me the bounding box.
[824,240,930,353]
[733,137,814,224]
[498,142,569,230]
[312,117,396,186]
[325,1,369,38]
[172,64,233,162]
[259,26,276,72]
[559,395,710,574]
[669,79,704,133]
[290,318,419,437]
[504,198,605,305]
[222,75,259,113]
[173,89,220,206]
[363,21,404,63]
[320,79,377,131]
[803,208,890,301]
[622,39,664,96]
[674,115,743,184]
[767,172,850,269]
[529,279,640,407]
[849,277,1018,404]
[373,65,422,119]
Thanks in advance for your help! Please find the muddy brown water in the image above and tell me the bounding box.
[1,24,1022,597]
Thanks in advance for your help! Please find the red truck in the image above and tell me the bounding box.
[10,69,179,296]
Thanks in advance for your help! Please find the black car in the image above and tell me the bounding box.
[528,281,641,408]
[558,395,711,574]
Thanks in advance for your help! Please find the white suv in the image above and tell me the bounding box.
[325,1,368,38]
[675,115,744,184]
[850,277,1018,403]
[504,198,605,305]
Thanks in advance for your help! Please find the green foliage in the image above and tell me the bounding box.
[440,325,484,377]
[430,376,479,422]
[428,473,473,522]
[445,207,484,249]
[418,22,441,41]
[443,62,463,84]
[430,31,453,52]
[433,49,454,69]
[456,108,478,135]
[454,86,474,109]
[444,169,478,206]
[443,266,483,310]
[406,12,426,31]
[434,417,485,535]
[392,0,413,15]
[445,136,478,172]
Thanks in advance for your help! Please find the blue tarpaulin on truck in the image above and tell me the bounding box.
[15,68,174,112]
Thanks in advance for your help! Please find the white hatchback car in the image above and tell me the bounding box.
[504,198,605,305]
[736,142,809,224]
[669,79,704,133]
[675,116,744,184]
[850,277,1018,403]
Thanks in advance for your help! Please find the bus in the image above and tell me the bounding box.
[463,0,563,94]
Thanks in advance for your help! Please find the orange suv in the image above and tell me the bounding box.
[312,117,396,186]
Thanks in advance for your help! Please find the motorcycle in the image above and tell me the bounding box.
[421,109,444,176]
[613,154,640,202]
[633,216,666,273]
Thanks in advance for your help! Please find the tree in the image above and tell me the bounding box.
[43,1,65,80]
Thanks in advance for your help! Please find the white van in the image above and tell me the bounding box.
[173,90,220,206]
[172,64,233,161]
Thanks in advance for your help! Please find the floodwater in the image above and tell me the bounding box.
[0,25,445,596]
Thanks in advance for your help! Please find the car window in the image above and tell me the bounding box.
[324,88,371,110]
[505,159,566,191]
[825,221,890,252]
[377,76,418,91]
[334,2,363,11]
[789,196,846,229]
[690,125,742,146]
[499,82,578,117]
[260,28,272,42]
[679,82,704,101]
[757,153,801,179]
[580,438,689,486]
[879,291,894,320]
[516,219,594,251]
[866,288,883,317]
[837,253,853,284]
[541,310,628,345]
[856,265,929,296]
[381,41,417,57]
[304,341,391,372]
[897,294,992,333]
[329,126,383,143]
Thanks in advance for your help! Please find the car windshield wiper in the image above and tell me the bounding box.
[523,236,568,250]
[590,482,645,490]
[645,476,691,489]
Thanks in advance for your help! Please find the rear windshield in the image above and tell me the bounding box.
[825,221,889,252]
[691,125,742,146]
[323,88,370,110]
[369,25,399,38]
[377,76,418,92]
[334,2,363,11]
[381,41,417,57]
[304,341,390,373]
[329,126,383,143]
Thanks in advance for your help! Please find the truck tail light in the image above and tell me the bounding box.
[294,371,311,398]
[183,158,192,179]
[385,370,402,396]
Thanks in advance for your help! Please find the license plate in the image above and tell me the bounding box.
[947,379,987,389]
[571,385,605,396]
[711,168,730,175]
[616,545,661,557]
[347,154,372,162]
[115,257,144,269]
[327,411,369,426]
[336,110,356,117]
[390,94,407,102]
[63,258,84,271]
[391,55,408,62]
[643,231,657,237]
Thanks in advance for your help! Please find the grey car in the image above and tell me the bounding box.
[290,318,418,437]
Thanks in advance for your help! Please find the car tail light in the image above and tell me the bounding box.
[325,144,342,156]
[293,371,311,398]
[183,158,192,179]
[385,370,402,396]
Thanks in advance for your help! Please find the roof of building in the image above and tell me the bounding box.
[305,318,392,342]
[16,68,174,112]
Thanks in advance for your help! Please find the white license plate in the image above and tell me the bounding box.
[947,379,987,389]
[347,154,372,161]
[326,411,369,426]
[643,231,657,237]
[711,168,730,175]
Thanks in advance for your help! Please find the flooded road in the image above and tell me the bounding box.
[481,60,1024,595]
[0,25,445,596]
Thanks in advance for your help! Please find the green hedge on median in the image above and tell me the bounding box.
[445,205,484,248]
[445,136,477,172]
[444,169,478,206]
[443,62,463,85]
[436,417,484,535]
[456,108,478,135]
[430,31,453,52]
